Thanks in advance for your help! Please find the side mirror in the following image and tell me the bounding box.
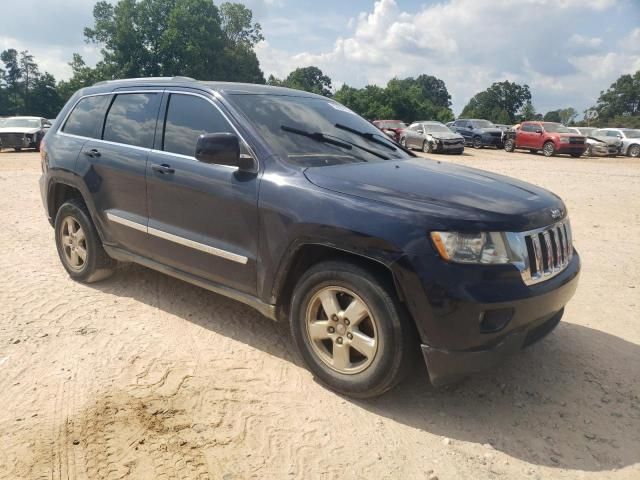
[43,124,51,129]
[195,133,254,171]
[535,128,543,134]
[416,129,423,134]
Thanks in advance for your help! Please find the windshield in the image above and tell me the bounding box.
[378,121,406,129]
[622,129,640,138]
[471,120,495,128]
[3,118,41,128]
[542,122,571,133]
[229,95,411,167]
[422,123,452,133]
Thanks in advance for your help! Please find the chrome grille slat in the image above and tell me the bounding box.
[519,220,573,285]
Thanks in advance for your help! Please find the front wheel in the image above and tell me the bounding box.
[543,141,555,157]
[585,145,593,157]
[55,199,116,283]
[628,144,640,158]
[422,140,433,153]
[290,261,416,398]
[504,138,515,152]
[400,137,407,149]
[473,137,483,149]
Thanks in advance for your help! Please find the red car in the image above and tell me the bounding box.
[504,121,587,157]
[373,120,407,142]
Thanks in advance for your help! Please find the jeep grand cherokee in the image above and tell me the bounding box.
[40,78,580,398]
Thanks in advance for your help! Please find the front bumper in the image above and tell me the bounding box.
[435,141,465,153]
[0,133,36,148]
[480,135,503,147]
[556,144,586,155]
[411,253,580,386]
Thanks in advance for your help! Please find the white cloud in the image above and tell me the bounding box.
[256,0,640,115]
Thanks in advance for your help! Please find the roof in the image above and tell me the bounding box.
[81,76,325,99]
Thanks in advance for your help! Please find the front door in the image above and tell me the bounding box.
[146,92,259,295]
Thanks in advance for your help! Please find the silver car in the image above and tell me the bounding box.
[593,128,640,158]
[568,127,619,156]
[400,121,465,154]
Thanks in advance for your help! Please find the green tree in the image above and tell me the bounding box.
[593,70,640,120]
[57,54,110,101]
[518,100,537,121]
[82,0,264,82]
[269,66,333,96]
[19,50,39,113]
[543,110,562,123]
[29,73,63,118]
[1,49,22,114]
[461,80,532,124]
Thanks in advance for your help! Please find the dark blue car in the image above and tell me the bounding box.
[452,118,505,149]
[39,78,580,397]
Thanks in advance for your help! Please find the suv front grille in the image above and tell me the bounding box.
[520,220,573,285]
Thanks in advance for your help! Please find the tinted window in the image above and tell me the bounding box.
[62,95,110,138]
[521,124,536,132]
[163,94,234,157]
[103,93,161,148]
[606,130,619,137]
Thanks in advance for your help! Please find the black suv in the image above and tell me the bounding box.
[40,78,580,397]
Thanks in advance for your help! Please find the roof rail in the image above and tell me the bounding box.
[93,76,196,86]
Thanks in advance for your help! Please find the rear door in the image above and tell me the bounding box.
[145,91,259,295]
[81,90,163,255]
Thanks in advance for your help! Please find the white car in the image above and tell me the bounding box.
[592,128,640,158]
[0,116,51,152]
[567,127,619,156]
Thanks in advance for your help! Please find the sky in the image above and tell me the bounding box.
[1,0,639,116]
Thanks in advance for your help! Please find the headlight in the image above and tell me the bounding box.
[430,232,512,264]
[559,137,570,144]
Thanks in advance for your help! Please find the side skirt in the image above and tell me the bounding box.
[103,245,277,321]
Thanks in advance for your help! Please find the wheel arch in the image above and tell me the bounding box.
[272,243,404,322]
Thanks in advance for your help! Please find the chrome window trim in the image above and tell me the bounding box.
[106,212,248,265]
[56,89,259,171]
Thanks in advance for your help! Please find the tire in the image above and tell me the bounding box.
[472,137,483,149]
[400,137,407,149]
[628,144,640,158]
[54,198,116,283]
[14,147,21,152]
[422,140,433,153]
[584,145,592,157]
[504,138,515,152]
[290,261,416,398]
[543,141,555,157]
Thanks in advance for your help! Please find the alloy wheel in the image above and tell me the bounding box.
[630,144,640,158]
[305,286,378,374]
[60,216,87,271]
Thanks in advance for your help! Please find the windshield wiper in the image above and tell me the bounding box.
[281,125,389,160]
[334,123,397,151]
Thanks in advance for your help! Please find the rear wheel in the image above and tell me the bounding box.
[473,137,483,149]
[55,199,116,283]
[290,261,416,398]
[543,141,555,157]
[504,138,515,152]
[628,144,640,158]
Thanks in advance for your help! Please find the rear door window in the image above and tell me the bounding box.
[103,93,162,148]
[162,93,234,158]
[62,95,110,138]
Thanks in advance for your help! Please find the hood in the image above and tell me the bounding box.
[426,131,463,140]
[0,127,41,134]
[476,127,503,135]
[304,158,565,231]
[591,135,621,146]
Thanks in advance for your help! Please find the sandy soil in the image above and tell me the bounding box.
[0,147,638,480]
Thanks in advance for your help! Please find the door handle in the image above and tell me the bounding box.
[84,148,101,158]
[151,163,175,174]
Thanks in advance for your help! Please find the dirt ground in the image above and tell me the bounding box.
[0,147,638,480]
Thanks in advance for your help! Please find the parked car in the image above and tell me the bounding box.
[504,121,587,157]
[451,118,504,148]
[400,121,464,154]
[372,120,407,142]
[40,78,580,397]
[0,116,51,151]
[591,128,640,158]
[567,127,619,157]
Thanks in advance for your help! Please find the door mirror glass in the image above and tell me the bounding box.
[416,129,423,134]
[535,128,543,134]
[195,133,254,171]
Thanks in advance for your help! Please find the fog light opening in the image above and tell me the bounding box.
[479,308,514,334]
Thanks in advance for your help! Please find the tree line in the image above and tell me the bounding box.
[1,0,639,130]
